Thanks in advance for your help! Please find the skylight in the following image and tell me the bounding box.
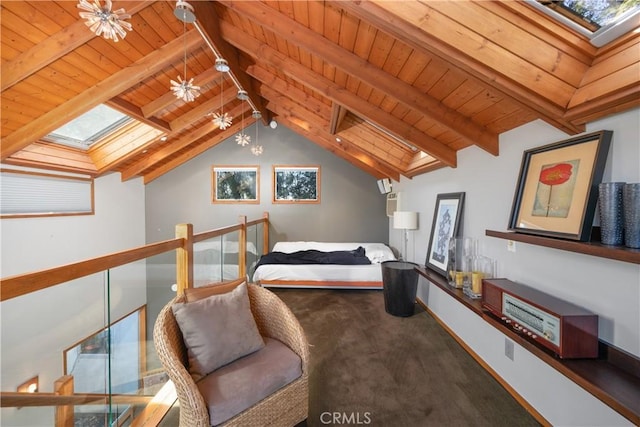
[43,104,132,149]
[531,0,640,46]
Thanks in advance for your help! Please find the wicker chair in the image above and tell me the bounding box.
[153,283,309,427]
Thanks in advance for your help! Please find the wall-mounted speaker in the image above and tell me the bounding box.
[377,178,392,194]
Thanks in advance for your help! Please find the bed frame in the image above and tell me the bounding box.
[258,279,383,289]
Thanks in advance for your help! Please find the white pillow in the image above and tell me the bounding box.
[361,243,396,263]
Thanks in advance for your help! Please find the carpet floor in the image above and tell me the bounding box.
[272,288,541,427]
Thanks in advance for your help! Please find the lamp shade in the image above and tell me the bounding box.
[393,211,418,230]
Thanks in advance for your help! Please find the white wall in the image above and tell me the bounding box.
[0,172,146,426]
[391,109,640,426]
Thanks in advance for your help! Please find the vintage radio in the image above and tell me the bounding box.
[482,278,598,359]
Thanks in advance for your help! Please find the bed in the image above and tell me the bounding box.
[252,241,396,289]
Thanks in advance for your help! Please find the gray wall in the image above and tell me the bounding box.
[389,108,639,426]
[145,122,389,247]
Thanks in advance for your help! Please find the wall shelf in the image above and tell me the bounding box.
[416,266,640,425]
[486,229,640,264]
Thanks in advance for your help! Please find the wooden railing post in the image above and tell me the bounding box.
[175,223,193,295]
[54,375,74,427]
[263,211,270,254]
[238,215,247,280]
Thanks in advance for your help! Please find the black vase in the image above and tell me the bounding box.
[598,182,625,246]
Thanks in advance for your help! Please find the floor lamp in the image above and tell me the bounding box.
[393,211,418,261]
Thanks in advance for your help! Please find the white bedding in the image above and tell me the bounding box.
[252,242,396,288]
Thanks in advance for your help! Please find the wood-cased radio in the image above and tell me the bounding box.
[482,278,599,359]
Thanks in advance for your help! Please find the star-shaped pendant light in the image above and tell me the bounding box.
[170,13,200,103]
[235,90,251,146]
[212,74,232,130]
[77,0,132,42]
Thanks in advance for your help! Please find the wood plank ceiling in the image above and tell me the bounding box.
[1,1,639,183]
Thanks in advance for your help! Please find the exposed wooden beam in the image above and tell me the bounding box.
[107,98,171,133]
[278,116,399,181]
[168,80,238,132]
[221,21,457,167]
[0,1,151,92]
[220,0,498,155]
[251,67,332,119]
[336,0,585,135]
[329,104,347,135]
[140,66,221,119]
[259,86,404,178]
[190,1,269,124]
[122,102,251,180]
[143,104,254,184]
[1,29,203,160]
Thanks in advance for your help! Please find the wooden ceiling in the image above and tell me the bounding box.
[1,1,639,183]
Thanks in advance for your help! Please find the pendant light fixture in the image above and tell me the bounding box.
[235,91,251,147]
[170,15,200,103]
[77,0,132,42]
[250,110,263,156]
[212,73,233,130]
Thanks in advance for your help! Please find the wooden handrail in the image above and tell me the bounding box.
[193,224,243,243]
[1,391,154,407]
[0,238,183,302]
[0,216,271,302]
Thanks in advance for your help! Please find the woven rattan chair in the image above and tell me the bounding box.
[153,283,309,427]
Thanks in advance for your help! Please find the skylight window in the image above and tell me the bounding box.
[43,104,132,149]
[531,0,640,46]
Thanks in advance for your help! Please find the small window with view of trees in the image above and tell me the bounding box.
[212,165,260,204]
[273,165,320,204]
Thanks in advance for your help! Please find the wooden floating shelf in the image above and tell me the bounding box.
[415,266,640,425]
[486,230,640,264]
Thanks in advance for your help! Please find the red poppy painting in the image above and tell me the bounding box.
[533,160,580,217]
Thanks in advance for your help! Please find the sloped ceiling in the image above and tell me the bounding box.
[1,1,638,183]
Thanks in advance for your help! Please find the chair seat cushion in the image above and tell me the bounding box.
[196,337,303,426]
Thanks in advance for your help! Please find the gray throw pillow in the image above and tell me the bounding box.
[172,282,265,380]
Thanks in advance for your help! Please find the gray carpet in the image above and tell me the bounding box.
[273,288,541,427]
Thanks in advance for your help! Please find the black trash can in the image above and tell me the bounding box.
[381,260,419,317]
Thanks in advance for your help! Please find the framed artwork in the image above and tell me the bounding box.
[273,165,320,203]
[508,130,612,241]
[212,165,260,204]
[426,192,465,276]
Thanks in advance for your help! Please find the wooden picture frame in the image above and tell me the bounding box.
[508,130,612,241]
[426,192,465,276]
[212,165,260,204]
[272,165,320,203]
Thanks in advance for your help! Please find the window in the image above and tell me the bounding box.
[532,0,640,46]
[273,165,320,203]
[212,165,260,203]
[42,104,132,149]
[0,169,94,218]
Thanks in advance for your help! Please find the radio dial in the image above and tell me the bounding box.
[543,330,555,341]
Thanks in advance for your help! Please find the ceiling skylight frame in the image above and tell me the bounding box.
[528,0,640,47]
[42,104,133,150]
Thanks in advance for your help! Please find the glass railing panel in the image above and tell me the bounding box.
[193,236,223,287]
[1,271,110,426]
[246,222,264,281]
[222,230,241,282]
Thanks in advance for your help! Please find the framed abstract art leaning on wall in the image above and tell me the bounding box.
[426,192,465,277]
[508,130,612,241]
